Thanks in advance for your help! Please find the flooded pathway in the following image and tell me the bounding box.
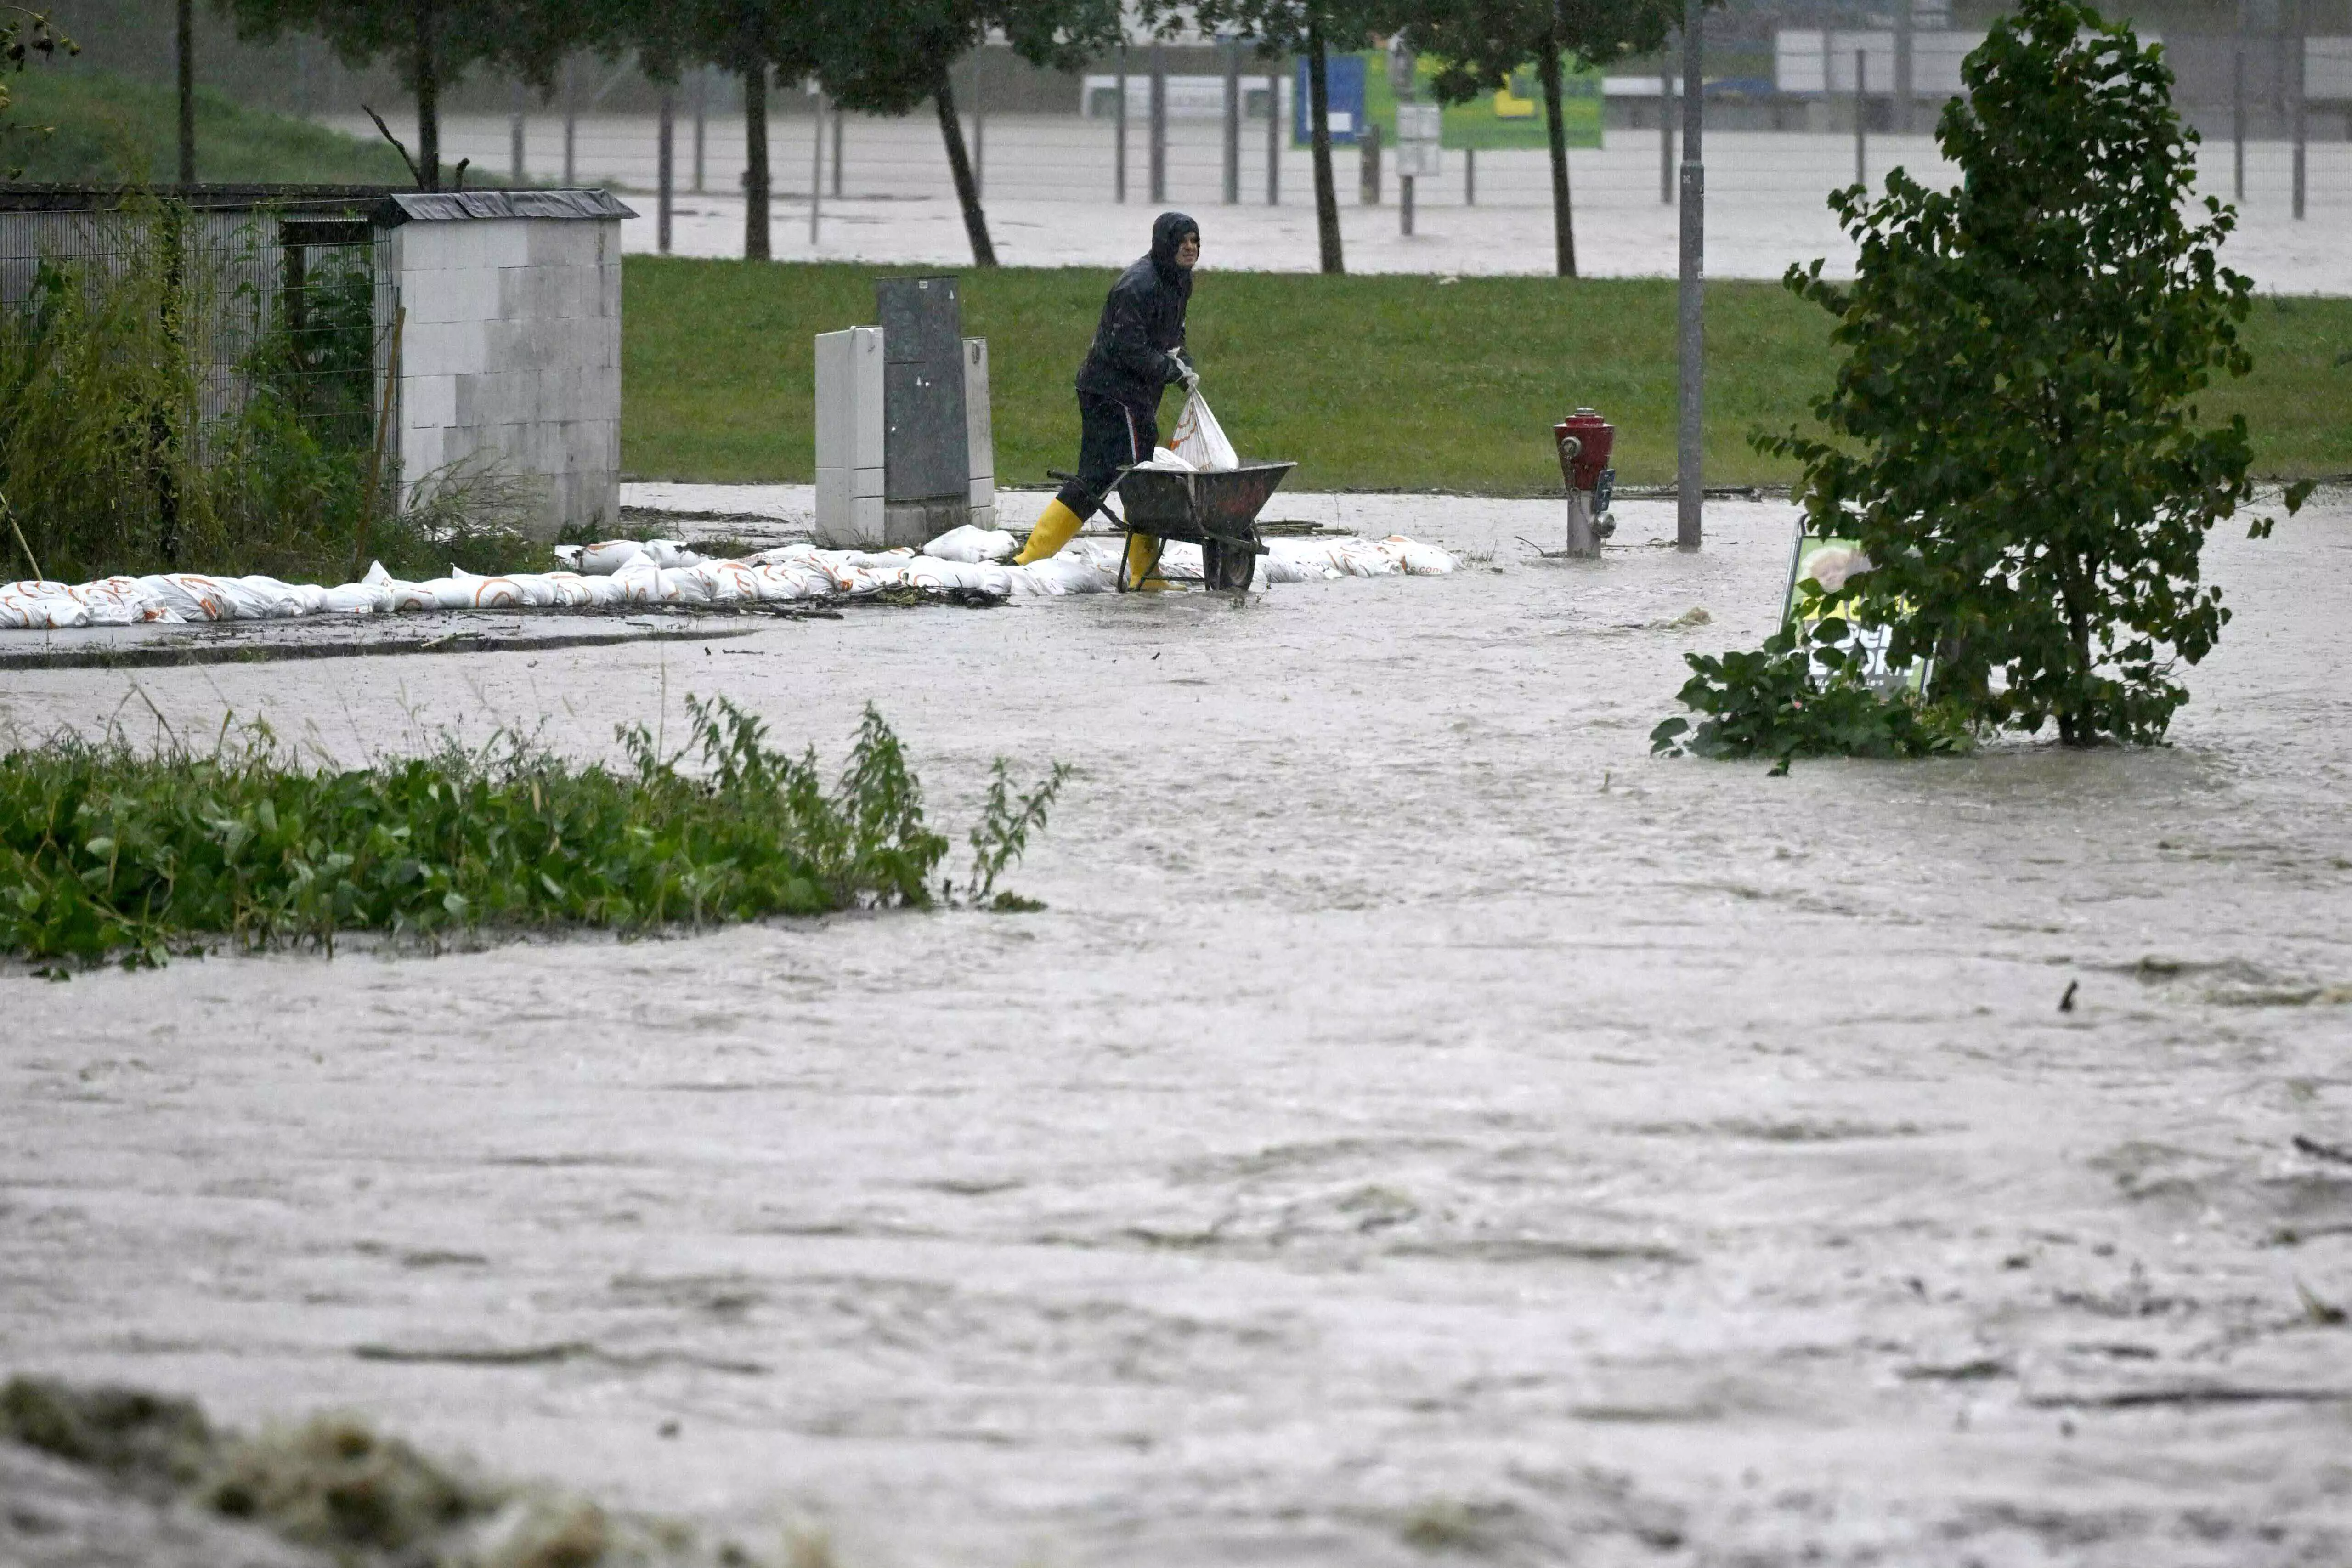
[4,494,2350,1565]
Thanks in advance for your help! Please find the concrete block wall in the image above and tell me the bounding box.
[389,205,624,540]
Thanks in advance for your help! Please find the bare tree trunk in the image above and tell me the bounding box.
[745,63,769,260]
[1306,10,1343,274]
[1540,32,1574,277]
[176,0,195,183]
[935,68,998,266]
[413,0,440,190]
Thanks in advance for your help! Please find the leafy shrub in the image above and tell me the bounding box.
[1651,624,1973,774]
[1662,0,2312,764]
[0,699,1064,969]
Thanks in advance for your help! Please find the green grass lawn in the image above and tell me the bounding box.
[623,260,2352,492]
[3,68,414,185]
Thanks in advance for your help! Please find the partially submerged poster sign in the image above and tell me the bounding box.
[1783,530,1932,695]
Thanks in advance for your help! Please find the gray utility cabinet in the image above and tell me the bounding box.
[814,275,994,549]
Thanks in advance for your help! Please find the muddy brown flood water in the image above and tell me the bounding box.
[4,495,2351,1567]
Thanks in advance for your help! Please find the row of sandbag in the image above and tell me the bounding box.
[0,525,1453,630]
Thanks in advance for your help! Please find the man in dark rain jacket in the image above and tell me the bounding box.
[1015,211,1202,584]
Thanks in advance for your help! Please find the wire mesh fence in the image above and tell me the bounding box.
[0,188,402,577]
[0,189,398,458]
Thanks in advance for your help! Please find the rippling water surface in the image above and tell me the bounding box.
[4,495,2350,1566]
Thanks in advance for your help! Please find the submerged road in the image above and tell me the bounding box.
[3,493,2350,1566]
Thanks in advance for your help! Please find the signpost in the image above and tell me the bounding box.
[1395,103,1441,236]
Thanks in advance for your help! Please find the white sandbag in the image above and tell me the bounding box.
[578,539,645,576]
[71,577,153,624]
[543,571,599,608]
[10,595,90,629]
[1378,535,1458,575]
[1008,554,1115,596]
[902,556,1012,595]
[572,573,629,607]
[703,560,762,603]
[1168,389,1240,471]
[657,565,716,605]
[608,558,662,604]
[644,538,703,569]
[1142,446,1197,472]
[922,525,1017,563]
[317,582,385,614]
[134,574,232,621]
[220,576,308,618]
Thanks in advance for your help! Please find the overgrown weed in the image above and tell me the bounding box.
[0,697,1065,969]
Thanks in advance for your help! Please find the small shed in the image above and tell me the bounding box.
[0,184,632,545]
[377,189,634,540]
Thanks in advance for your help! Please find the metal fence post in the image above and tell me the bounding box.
[1465,146,1476,204]
[692,68,707,194]
[562,56,577,186]
[1224,37,1241,204]
[809,91,824,246]
[657,89,674,253]
[1677,0,1705,551]
[1895,0,1914,135]
[1267,68,1281,204]
[1660,51,1675,204]
[2292,4,2307,219]
[510,79,526,183]
[1116,46,1129,203]
[1855,48,1868,189]
[1150,45,1168,203]
[972,51,986,198]
[832,103,844,197]
[2233,0,2247,203]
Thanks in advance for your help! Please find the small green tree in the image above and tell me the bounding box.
[1659,0,2308,761]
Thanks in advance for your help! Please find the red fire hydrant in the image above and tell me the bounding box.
[1552,407,1617,558]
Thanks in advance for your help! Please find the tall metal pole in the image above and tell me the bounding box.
[176,0,195,184]
[809,91,824,246]
[562,56,577,186]
[1659,48,1675,204]
[2291,0,2307,220]
[971,51,985,198]
[692,68,707,193]
[832,104,845,196]
[1266,68,1281,204]
[1465,146,1475,204]
[1675,0,1705,551]
[1115,45,1129,202]
[1150,44,1168,203]
[1894,0,1914,135]
[1855,48,1867,189]
[1223,36,1241,204]
[510,79,526,183]
[2233,0,2246,203]
[657,88,674,253]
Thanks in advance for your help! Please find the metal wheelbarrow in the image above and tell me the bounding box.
[1053,462,1296,592]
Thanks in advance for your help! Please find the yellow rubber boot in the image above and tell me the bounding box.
[1124,532,1177,591]
[1015,498,1087,564]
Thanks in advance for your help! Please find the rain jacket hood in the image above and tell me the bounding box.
[1150,211,1200,284]
[1075,214,1198,408]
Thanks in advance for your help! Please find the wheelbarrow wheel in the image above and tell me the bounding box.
[1202,538,1256,593]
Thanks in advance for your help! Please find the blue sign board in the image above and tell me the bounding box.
[1294,53,1367,146]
